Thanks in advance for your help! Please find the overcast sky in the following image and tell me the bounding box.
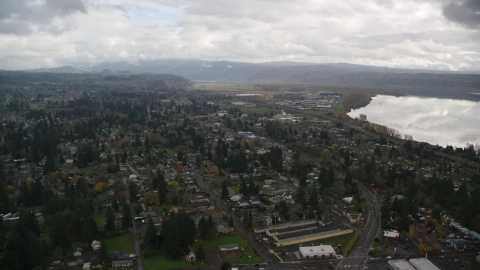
[1,0,479,70]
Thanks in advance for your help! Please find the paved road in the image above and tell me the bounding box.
[337,182,381,270]
[191,172,279,266]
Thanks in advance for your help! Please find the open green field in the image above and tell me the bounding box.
[334,100,344,113]
[303,110,328,116]
[94,214,105,230]
[103,232,133,251]
[144,252,195,270]
[219,104,274,115]
[310,233,355,255]
[166,149,177,155]
[79,165,97,174]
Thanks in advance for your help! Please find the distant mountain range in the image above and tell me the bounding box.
[21,59,480,100]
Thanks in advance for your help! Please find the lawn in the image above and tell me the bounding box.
[310,233,355,255]
[166,149,177,155]
[144,252,195,270]
[94,214,105,229]
[103,232,133,251]
[219,105,273,115]
[334,100,344,113]
[229,185,240,194]
[79,165,97,174]
[303,110,328,116]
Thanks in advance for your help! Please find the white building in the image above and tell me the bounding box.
[342,197,354,204]
[408,258,440,270]
[299,245,336,259]
[384,230,400,239]
[387,259,416,270]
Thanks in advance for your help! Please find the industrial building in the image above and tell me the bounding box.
[408,258,440,270]
[388,259,416,270]
[299,245,336,260]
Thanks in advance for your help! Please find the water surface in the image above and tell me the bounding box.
[348,95,480,148]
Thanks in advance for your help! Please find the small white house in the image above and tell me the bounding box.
[230,194,243,202]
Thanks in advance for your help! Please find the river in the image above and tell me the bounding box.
[348,95,480,148]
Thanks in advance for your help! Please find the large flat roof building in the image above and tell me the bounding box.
[299,245,335,259]
[408,258,440,270]
[388,259,416,270]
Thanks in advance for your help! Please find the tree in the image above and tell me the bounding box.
[97,240,109,262]
[220,261,232,270]
[221,180,229,200]
[49,213,71,251]
[104,206,116,233]
[196,243,206,261]
[239,175,247,196]
[128,182,138,201]
[228,215,234,227]
[42,155,56,175]
[158,172,167,204]
[295,186,307,208]
[144,218,158,252]
[134,204,143,215]
[344,170,353,186]
[112,199,119,212]
[121,202,132,231]
[0,250,20,270]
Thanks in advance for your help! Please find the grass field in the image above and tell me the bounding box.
[166,149,177,155]
[103,232,133,251]
[310,233,355,255]
[334,100,344,113]
[79,165,97,174]
[219,104,274,115]
[303,110,328,116]
[144,252,195,270]
[94,214,105,230]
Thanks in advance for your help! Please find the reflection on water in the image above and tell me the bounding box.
[348,95,480,148]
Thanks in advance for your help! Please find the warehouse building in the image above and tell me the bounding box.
[299,245,336,260]
[388,259,416,270]
[407,258,440,270]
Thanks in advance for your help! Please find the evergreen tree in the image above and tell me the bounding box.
[296,186,307,208]
[239,175,247,196]
[158,172,167,204]
[228,215,234,227]
[144,218,158,251]
[112,199,119,212]
[121,202,132,231]
[0,250,20,270]
[220,261,232,270]
[128,182,138,201]
[196,243,206,261]
[344,170,353,186]
[221,180,229,200]
[97,240,109,262]
[152,171,158,190]
[42,155,56,175]
[104,206,116,233]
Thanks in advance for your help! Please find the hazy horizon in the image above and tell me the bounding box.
[1,0,480,71]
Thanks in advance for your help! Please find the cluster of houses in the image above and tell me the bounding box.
[271,93,342,111]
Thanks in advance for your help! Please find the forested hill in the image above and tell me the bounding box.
[0,71,192,90]
[90,60,480,100]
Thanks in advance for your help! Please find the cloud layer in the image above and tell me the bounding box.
[1,0,479,70]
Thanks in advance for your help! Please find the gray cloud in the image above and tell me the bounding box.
[0,0,480,71]
[443,0,480,29]
[0,0,87,35]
